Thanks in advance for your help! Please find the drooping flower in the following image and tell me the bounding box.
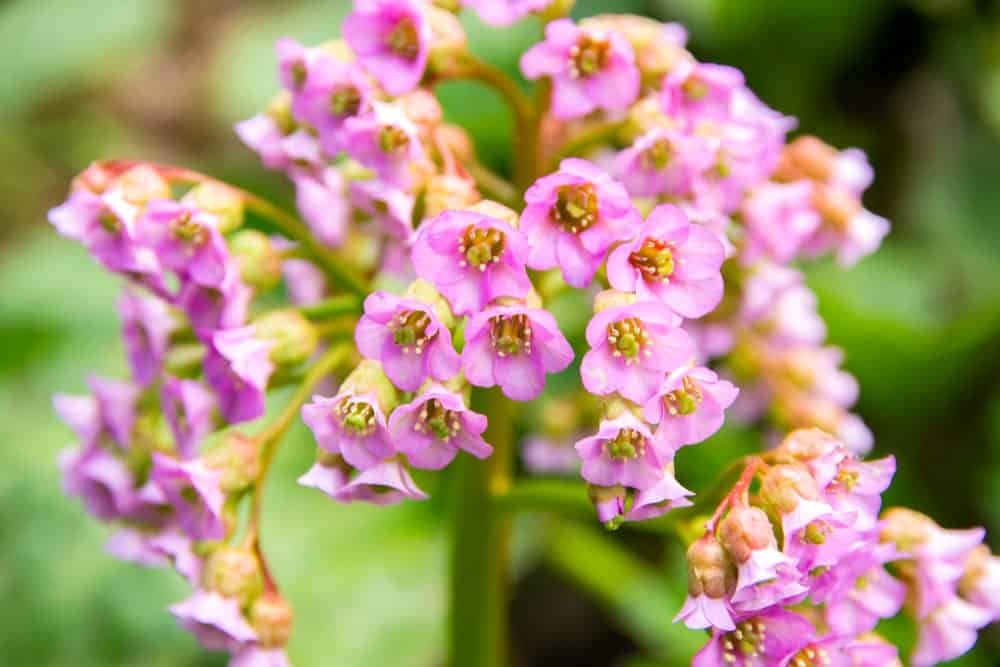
[177,262,253,339]
[203,326,275,424]
[169,590,257,652]
[614,127,714,198]
[676,536,737,631]
[461,304,574,401]
[606,204,725,318]
[574,413,666,491]
[624,469,694,521]
[151,452,227,540]
[343,102,425,189]
[298,455,428,504]
[119,290,177,386]
[388,385,492,469]
[354,290,460,391]
[520,19,640,119]
[344,0,431,96]
[580,300,694,404]
[412,209,531,315]
[301,391,394,470]
[58,445,141,521]
[161,376,217,459]
[643,365,738,451]
[53,375,141,450]
[691,608,814,667]
[136,199,230,288]
[462,0,550,27]
[911,597,994,667]
[521,159,640,288]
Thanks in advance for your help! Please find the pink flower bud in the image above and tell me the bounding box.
[251,593,295,649]
[202,547,262,602]
[719,506,777,564]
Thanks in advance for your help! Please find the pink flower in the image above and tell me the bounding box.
[412,209,531,316]
[292,167,350,248]
[643,366,738,451]
[343,102,425,189]
[912,597,994,667]
[301,392,394,470]
[389,385,492,469]
[298,455,428,504]
[614,127,714,198]
[461,304,574,401]
[203,326,275,424]
[350,180,414,240]
[161,376,217,459]
[58,445,140,521]
[354,291,460,391]
[176,263,252,340]
[169,590,257,652]
[53,375,140,449]
[574,414,667,491]
[463,0,550,27]
[290,52,373,155]
[151,453,227,540]
[661,61,746,124]
[740,181,821,264]
[580,300,694,404]
[606,204,725,318]
[119,290,176,386]
[521,159,639,287]
[625,471,694,521]
[136,199,230,288]
[231,647,291,667]
[344,0,430,96]
[520,19,639,119]
[692,609,814,667]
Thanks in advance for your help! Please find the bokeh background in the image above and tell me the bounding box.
[2,0,999,665]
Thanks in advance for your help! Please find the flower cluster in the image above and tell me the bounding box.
[47,1,994,665]
[677,429,999,666]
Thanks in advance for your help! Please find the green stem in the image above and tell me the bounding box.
[466,158,520,209]
[449,388,515,667]
[298,294,363,320]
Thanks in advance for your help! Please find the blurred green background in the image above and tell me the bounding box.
[2,0,999,665]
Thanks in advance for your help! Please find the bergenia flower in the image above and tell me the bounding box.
[574,414,667,491]
[606,204,726,318]
[520,19,640,119]
[625,470,694,521]
[275,38,319,93]
[169,589,257,652]
[161,376,217,459]
[961,546,1000,620]
[580,300,695,404]
[231,647,291,667]
[615,127,713,198]
[177,263,253,338]
[292,167,350,248]
[53,375,140,449]
[203,326,275,424]
[106,526,202,585]
[412,209,531,316]
[388,385,492,469]
[520,159,640,288]
[119,290,176,386]
[136,199,229,288]
[740,181,821,265]
[676,536,736,631]
[718,506,793,594]
[692,608,814,667]
[463,0,550,27]
[912,597,994,667]
[461,304,574,401]
[301,391,394,470]
[661,60,745,125]
[291,53,373,155]
[350,180,415,240]
[354,291,460,391]
[344,0,430,96]
[298,455,428,504]
[643,366,739,451]
[150,453,227,540]
[343,102,425,189]
[58,445,140,521]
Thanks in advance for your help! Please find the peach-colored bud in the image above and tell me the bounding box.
[759,464,820,515]
[686,536,735,599]
[813,184,861,232]
[250,593,294,648]
[774,428,843,465]
[787,135,838,182]
[229,230,282,290]
[72,162,116,194]
[185,181,245,233]
[436,124,474,163]
[881,507,934,551]
[202,547,262,602]
[719,506,777,564]
[426,7,467,73]
[424,174,480,218]
[116,165,170,206]
[399,89,444,135]
[581,15,691,86]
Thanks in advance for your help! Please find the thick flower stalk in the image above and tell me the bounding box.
[48,2,993,666]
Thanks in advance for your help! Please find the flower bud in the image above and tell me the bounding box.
[253,310,319,366]
[435,124,474,164]
[399,89,445,137]
[785,135,837,182]
[72,162,116,194]
[625,95,671,138]
[880,507,933,552]
[250,593,294,648]
[719,506,777,564]
[467,200,519,229]
[424,174,480,219]
[426,7,467,74]
[206,432,261,494]
[342,360,399,415]
[540,0,576,22]
[265,92,296,135]
[116,165,170,207]
[686,535,735,599]
[541,397,578,439]
[593,289,637,313]
[813,185,861,232]
[759,463,821,516]
[202,546,262,602]
[774,428,843,465]
[405,278,455,328]
[185,182,245,234]
[229,230,282,290]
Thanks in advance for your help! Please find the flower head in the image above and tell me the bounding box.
[520,19,640,119]
[463,0,550,27]
[643,365,738,451]
[136,199,230,288]
[301,391,394,470]
[389,385,492,469]
[203,326,275,424]
[344,0,430,96]
[614,127,714,198]
[151,452,227,540]
[161,376,217,459]
[290,52,373,154]
[574,413,666,491]
[298,455,428,504]
[119,290,176,386]
[169,590,257,652]
[343,102,425,189]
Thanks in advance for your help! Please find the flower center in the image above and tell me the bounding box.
[291,60,308,89]
[788,645,831,667]
[458,224,506,271]
[179,485,199,505]
[606,317,650,364]
[642,138,674,170]
[569,33,610,78]
[330,86,362,116]
[721,619,767,662]
[391,309,433,354]
[378,125,411,154]
[337,400,377,436]
[489,313,532,357]
[552,183,598,233]
[665,376,702,416]
[170,213,208,246]
[682,75,709,101]
[833,467,859,491]
[629,238,676,282]
[605,428,645,461]
[387,18,420,61]
[803,520,831,545]
[413,398,461,442]
[98,209,124,235]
